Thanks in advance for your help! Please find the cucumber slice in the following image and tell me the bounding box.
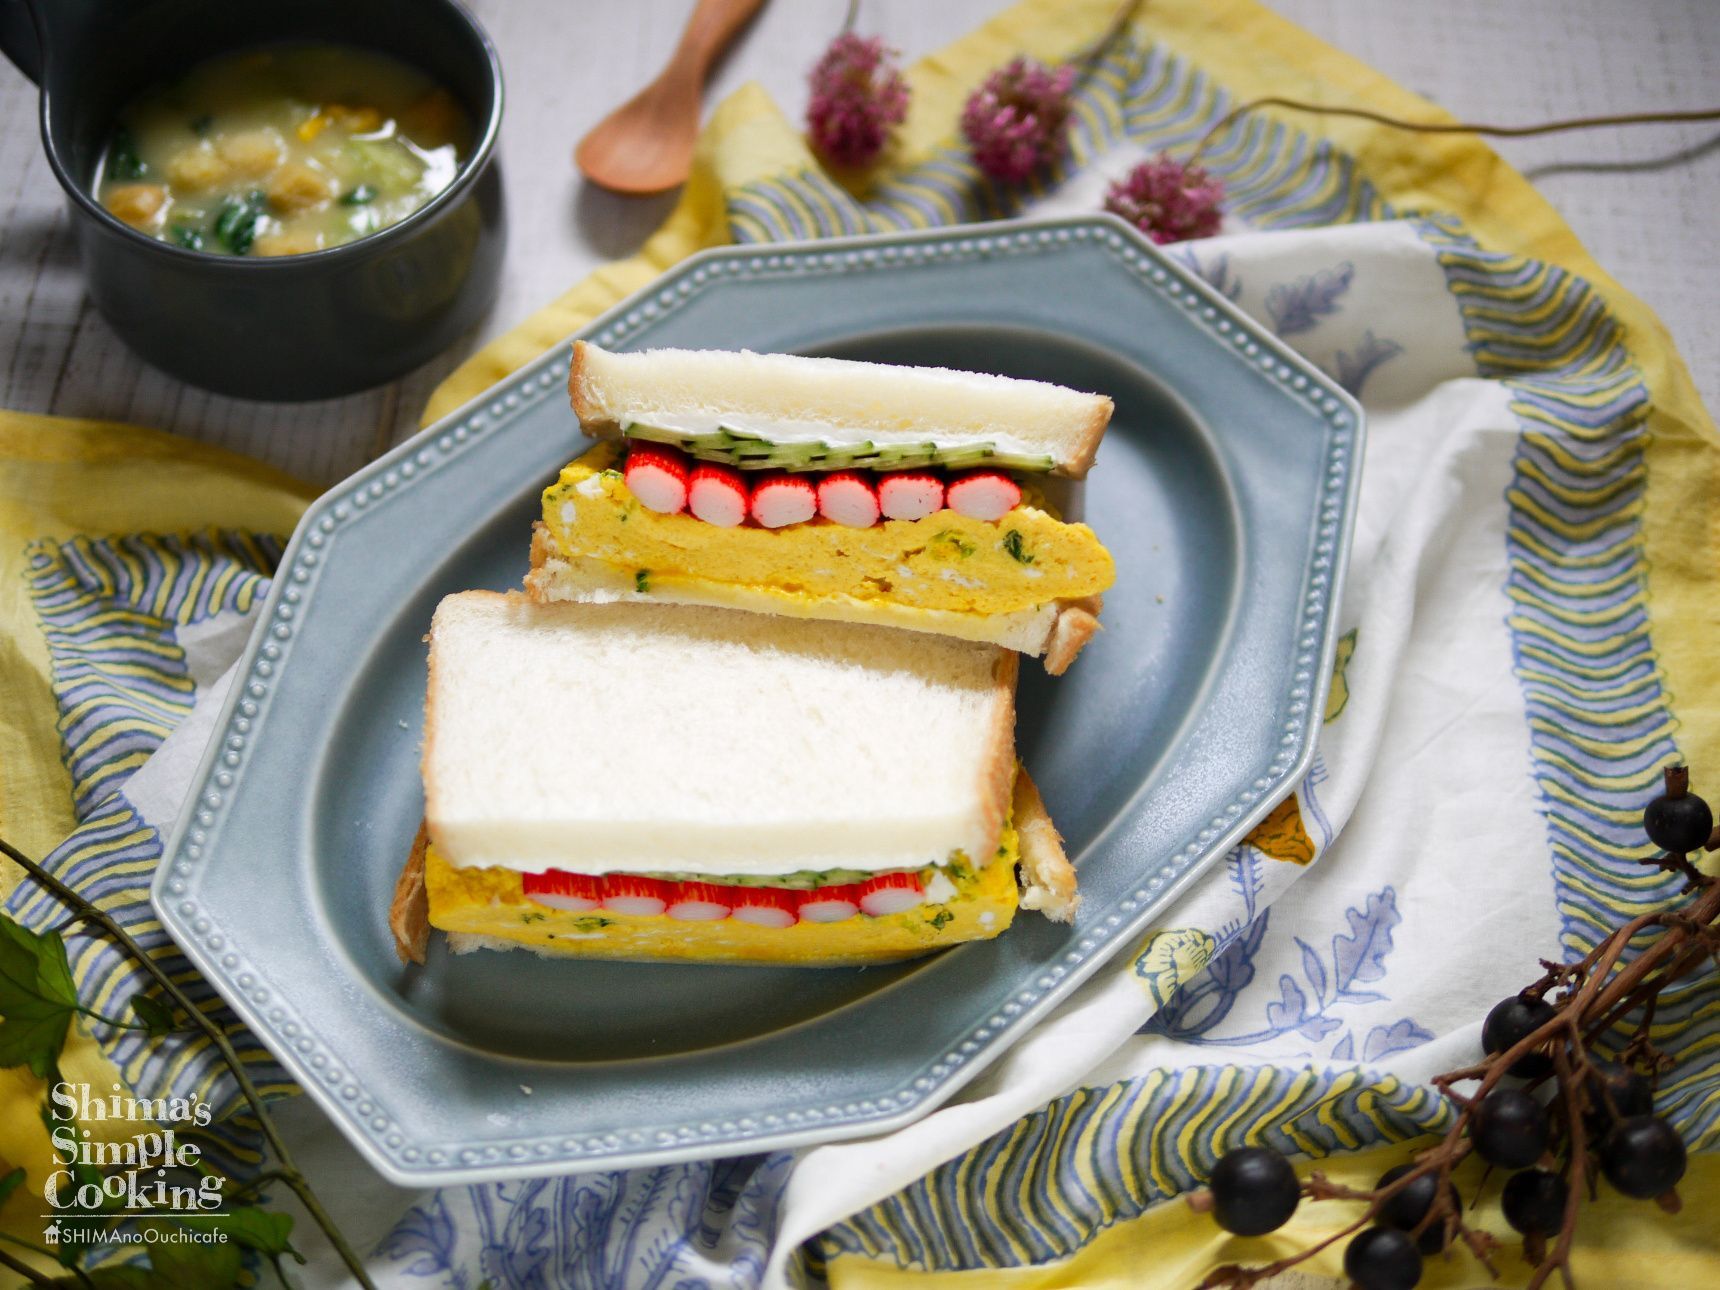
[620,423,1054,473]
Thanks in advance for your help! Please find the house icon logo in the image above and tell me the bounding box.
[42,1221,62,1245]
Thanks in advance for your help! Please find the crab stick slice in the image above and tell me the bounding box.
[522,869,602,912]
[816,472,880,528]
[687,463,748,527]
[857,872,925,916]
[878,471,945,521]
[666,882,735,922]
[622,444,691,514]
[799,883,864,923]
[601,875,673,917]
[730,887,800,928]
[946,469,1022,521]
[749,472,818,528]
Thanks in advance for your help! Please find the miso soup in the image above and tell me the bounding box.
[96,44,473,257]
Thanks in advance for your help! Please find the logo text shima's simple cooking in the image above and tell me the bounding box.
[44,1081,224,1214]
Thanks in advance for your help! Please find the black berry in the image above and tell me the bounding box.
[1482,994,1556,1078]
[1208,1145,1300,1236]
[1471,1088,1549,1169]
[1584,1060,1653,1130]
[1600,1115,1687,1199]
[1502,1169,1568,1236]
[1375,1163,1459,1254]
[1344,1226,1422,1290]
[1643,790,1712,854]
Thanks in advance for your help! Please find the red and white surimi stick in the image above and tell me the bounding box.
[622,444,691,514]
[687,462,749,527]
[749,472,818,528]
[730,887,800,928]
[666,882,734,922]
[816,472,881,528]
[522,869,602,912]
[877,471,945,521]
[946,469,1022,521]
[857,872,925,916]
[798,882,864,923]
[601,874,673,917]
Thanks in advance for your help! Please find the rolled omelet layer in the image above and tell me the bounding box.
[527,547,1063,654]
[423,842,1021,966]
[539,442,1114,617]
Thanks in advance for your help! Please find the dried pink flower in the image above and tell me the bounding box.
[806,32,910,168]
[960,57,1077,184]
[1103,154,1225,244]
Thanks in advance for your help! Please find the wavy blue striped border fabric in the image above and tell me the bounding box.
[822,1067,1450,1270]
[24,531,279,819]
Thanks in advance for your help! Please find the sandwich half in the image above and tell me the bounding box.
[526,344,1117,673]
[390,591,1078,966]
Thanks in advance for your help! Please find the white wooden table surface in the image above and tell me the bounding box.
[1,0,1715,489]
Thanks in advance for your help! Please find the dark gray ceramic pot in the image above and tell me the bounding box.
[0,0,506,401]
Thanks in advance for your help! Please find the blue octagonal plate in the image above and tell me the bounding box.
[153,214,1363,1185]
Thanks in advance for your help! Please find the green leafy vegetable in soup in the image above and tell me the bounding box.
[95,43,472,257]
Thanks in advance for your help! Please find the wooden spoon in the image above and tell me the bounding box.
[575,0,768,195]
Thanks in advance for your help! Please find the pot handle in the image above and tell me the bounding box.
[0,0,43,84]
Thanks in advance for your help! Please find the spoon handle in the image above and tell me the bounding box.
[670,0,767,78]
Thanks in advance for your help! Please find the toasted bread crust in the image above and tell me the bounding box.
[567,340,619,437]
[390,823,431,964]
[1043,596,1103,676]
[528,519,556,573]
[1013,770,1079,922]
[1059,400,1111,480]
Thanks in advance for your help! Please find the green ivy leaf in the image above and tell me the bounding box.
[0,1165,24,1211]
[129,992,176,1038]
[0,914,79,1077]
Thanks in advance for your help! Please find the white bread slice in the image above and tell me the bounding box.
[523,525,1101,673]
[568,342,1112,479]
[423,592,1017,877]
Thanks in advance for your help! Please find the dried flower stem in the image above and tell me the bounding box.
[1190,98,1720,167]
[0,834,377,1290]
[1075,0,1146,86]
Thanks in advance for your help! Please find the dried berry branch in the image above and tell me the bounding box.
[1187,764,1717,1289]
[1542,1041,1587,1290]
